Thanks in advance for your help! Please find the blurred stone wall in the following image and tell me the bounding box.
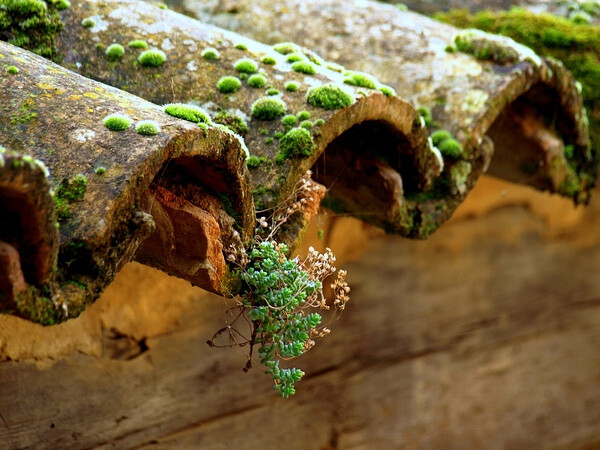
[1,175,599,448]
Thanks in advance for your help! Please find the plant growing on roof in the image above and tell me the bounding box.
[211,172,350,397]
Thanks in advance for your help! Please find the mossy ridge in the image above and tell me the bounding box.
[0,0,66,60]
[436,8,600,166]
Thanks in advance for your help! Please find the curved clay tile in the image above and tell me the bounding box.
[0,41,252,323]
[47,0,446,239]
[187,0,596,234]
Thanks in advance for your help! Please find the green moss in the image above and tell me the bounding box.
[315,118,325,126]
[306,84,354,110]
[57,173,87,203]
[266,88,280,96]
[564,144,575,159]
[234,42,248,50]
[417,106,433,127]
[135,120,161,136]
[300,120,313,129]
[326,62,345,73]
[81,17,95,28]
[259,128,269,136]
[274,131,284,139]
[6,65,19,74]
[395,2,408,11]
[297,110,310,120]
[213,111,249,135]
[138,49,167,67]
[0,0,65,59]
[277,127,315,162]
[246,155,261,168]
[261,55,277,65]
[438,138,463,158]
[291,60,316,75]
[234,58,258,74]
[436,8,600,167]
[217,76,242,93]
[128,39,148,49]
[105,43,125,61]
[265,137,274,144]
[431,129,453,146]
[343,71,378,89]
[14,285,62,325]
[54,0,69,10]
[251,97,287,121]
[286,52,304,63]
[202,47,220,60]
[285,81,299,92]
[95,166,106,175]
[281,114,298,127]
[379,85,396,97]
[273,42,299,55]
[453,29,521,64]
[247,73,268,88]
[163,103,211,124]
[103,113,132,131]
[570,10,592,24]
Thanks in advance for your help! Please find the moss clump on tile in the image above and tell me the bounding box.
[438,138,463,159]
[306,84,354,110]
[379,85,396,97]
[251,97,287,120]
[343,71,378,89]
[297,110,311,121]
[274,131,284,139]
[6,65,19,74]
[247,73,268,88]
[281,114,298,127]
[213,111,249,135]
[273,42,299,55]
[300,120,313,129]
[103,113,132,131]
[436,8,600,166]
[285,81,299,92]
[261,55,277,65]
[266,88,280,96]
[128,39,148,49]
[431,129,453,146]
[81,17,95,28]
[95,166,106,175]
[417,106,433,127]
[54,173,87,221]
[277,127,315,162]
[138,49,167,67]
[291,60,316,75]
[453,29,522,64]
[315,118,325,126]
[14,285,62,325]
[55,0,69,10]
[217,76,242,93]
[234,43,248,50]
[202,47,220,60]
[135,120,161,136]
[246,155,262,168]
[326,62,345,73]
[234,58,258,74]
[286,53,304,63]
[163,103,210,124]
[0,0,65,59]
[105,43,125,61]
[570,10,592,24]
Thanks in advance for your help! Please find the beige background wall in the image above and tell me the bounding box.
[1,176,599,449]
